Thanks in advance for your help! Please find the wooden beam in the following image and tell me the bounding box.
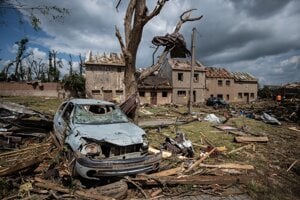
[34,178,113,200]
[185,147,217,173]
[234,136,268,143]
[131,175,251,186]
[150,166,184,177]
[199,163,254,170]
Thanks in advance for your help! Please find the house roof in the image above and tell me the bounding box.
[138,75,172,89]
[205,67,258,82]
[85,52,125,66]
[168,58,206,72]
[205,67,232,78]
[282,82,300,89]
[231,72,257,82]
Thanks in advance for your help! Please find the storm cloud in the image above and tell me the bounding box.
[2,0,300,85]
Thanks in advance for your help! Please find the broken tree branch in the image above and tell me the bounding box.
[175,9,203,33]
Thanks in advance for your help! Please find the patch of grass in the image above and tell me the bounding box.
[0,96,62,115]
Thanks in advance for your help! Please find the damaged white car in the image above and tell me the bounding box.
[53,99,161,179]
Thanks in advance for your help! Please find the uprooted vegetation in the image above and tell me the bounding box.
[0,96,299,200]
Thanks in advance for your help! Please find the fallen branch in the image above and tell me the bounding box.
[185,147,217,173]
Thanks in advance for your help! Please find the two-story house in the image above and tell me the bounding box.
[85,52,125,102]
[205,67,258,102]
[159,58,206,105]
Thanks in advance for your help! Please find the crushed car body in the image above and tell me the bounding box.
[53,98,161,179]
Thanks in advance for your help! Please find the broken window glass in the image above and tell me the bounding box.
[73,104,128,124]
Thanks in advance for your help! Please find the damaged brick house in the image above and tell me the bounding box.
[85,52,258,104]
[85,52,125,102]
[138,73,172,105]
[205,67,258,103]
[157,58,206,105]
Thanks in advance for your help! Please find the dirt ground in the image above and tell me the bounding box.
[0,96,299,200]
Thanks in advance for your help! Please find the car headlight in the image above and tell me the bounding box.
[81,143,100,155]
[142,134,149,150]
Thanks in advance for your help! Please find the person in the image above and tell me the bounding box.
[276,94,282,105]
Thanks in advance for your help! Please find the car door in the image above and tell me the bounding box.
[54,102,74,146]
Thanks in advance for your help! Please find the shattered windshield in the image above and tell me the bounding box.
[73,104,129,124]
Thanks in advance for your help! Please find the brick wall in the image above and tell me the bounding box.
[0,82,69,99]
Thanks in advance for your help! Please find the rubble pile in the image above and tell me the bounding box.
[0,99,299,199]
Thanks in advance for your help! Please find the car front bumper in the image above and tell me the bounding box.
[75,153,161,179]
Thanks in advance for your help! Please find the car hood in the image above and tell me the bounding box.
[73,122,145,146]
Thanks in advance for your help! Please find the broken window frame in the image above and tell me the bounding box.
[177,90,186,97]
[218,80,223,86]
[238,92,243,99]
[193,73,199,83]
[226,80,230,86]
[139,91,145,97]
[162,91,168,97]
[178,73,184,81]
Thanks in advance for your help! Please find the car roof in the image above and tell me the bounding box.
[67,98,115,105]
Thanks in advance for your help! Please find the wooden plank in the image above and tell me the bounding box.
[148,146,172,158]
[185,147,217,173]
[227,144,254,155]
[234,136,268,143]
[199,163,254,170]
[34,178,113,200]
[132,175,251,186]
[150,166,184,177]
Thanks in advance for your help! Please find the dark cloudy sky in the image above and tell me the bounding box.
[1,0,299,86]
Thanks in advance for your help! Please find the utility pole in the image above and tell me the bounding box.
[188,27,196,114]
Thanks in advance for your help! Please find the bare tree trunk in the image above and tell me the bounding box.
[115,0,168,121]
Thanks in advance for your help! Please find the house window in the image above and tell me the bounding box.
[217,94,223,99]
[193,74,199,82]
[238,93,243,99]
[210,94,214,98]
[92,90,100,95]
[226,80,230,86]
[139,91,145,97]
[178,73,183,81]
[218,80,223,86]
[117,67,122,72]
[116,90,123,95]
[177,90,186,97]
[250,93,255,99]
[162,91,168,97]
[226,94,230,101]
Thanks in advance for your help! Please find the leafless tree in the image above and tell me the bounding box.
[115,0,202,120]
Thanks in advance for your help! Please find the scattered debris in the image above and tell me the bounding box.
[204,114,221,124]
[261,112,281,125]
[163,132,194,157]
